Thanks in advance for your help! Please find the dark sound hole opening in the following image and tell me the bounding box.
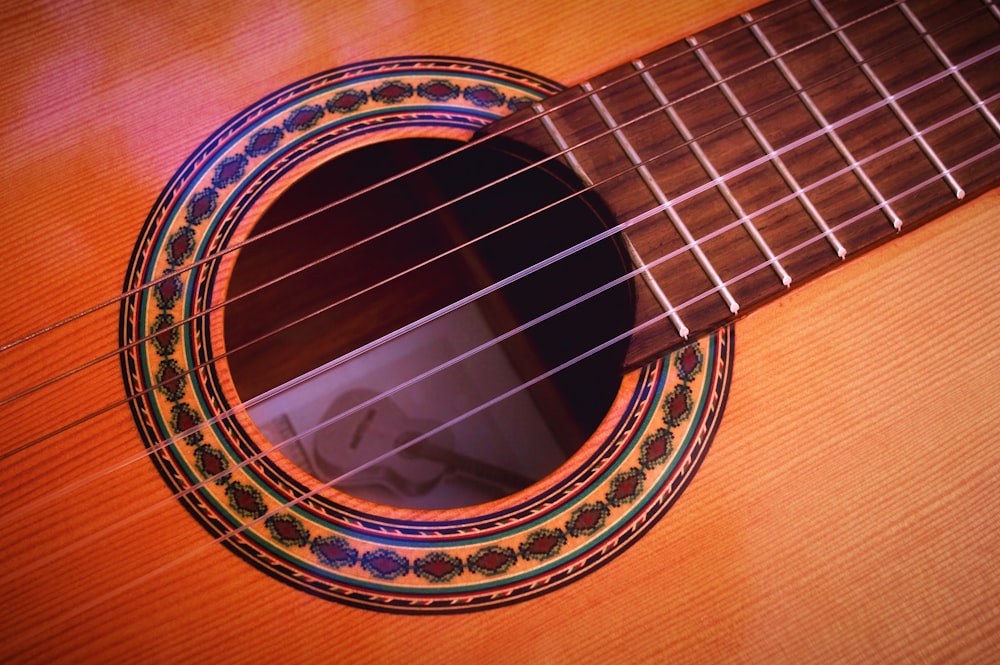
[224,138,634,509]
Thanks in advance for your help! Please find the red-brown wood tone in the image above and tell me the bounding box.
[483,0,1000,366]
[1,0,999,662]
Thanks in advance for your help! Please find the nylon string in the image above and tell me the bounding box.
[4,0,1000,648]
[1,5,997,526]
[1,0,985,465]
[5,68,999,553]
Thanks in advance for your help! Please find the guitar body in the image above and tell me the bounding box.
[1,0,998,662]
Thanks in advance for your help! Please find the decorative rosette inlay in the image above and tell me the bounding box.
[120,56,733,612]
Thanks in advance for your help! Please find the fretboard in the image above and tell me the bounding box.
[481,0,1000,367]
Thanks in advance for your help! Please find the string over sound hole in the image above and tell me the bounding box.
[225,138,633,509]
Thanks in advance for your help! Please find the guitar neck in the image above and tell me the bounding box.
[483,0,1000,366]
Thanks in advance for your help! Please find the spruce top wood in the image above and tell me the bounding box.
[1,0,999,662]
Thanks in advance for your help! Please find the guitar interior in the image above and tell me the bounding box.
[223,138,634,509]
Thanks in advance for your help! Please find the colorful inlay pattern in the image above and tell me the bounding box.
[119,56,733,612]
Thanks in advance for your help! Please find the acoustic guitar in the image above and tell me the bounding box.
[2,0,998,662]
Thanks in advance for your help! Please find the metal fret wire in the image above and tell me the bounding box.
[5,8,1000,642]
[6,75,999,566]
[0,0,879,414]
[632,60,798,278]
[0,0,820,356]
[578,80,747,314]
[2,7,997,489]
[534,105,693,337]
[9,137,1000,652]
[812,0,966,197]
[898,0,1000,136]
[0,0,979,417]
[4,0,993,460]
[744,10,903,233]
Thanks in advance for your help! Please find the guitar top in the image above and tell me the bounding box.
[2,0,998,662]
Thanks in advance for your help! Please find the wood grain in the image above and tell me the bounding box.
[484,0,1000,365]
[1,0,997,662]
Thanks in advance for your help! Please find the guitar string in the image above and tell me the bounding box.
[0,0,920,365]
[3,7,998,638]
[0,0,815,355]
[13,2,965,446]
[3,75,997,562]
[1,28,996,515]
[3,0,996,560]
[4,141,998,647]
[1,0,983,462]
[3,10,994,474]
[0,0,906,412]
[0,2,937,471]
[9,2,975,470]
[5,80,993,616]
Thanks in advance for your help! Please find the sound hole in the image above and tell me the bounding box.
[224,138,633,509]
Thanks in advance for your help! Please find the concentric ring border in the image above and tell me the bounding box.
[119,56,734,612]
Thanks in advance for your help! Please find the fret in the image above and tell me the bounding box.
[533,102,692,339]
[532,105,596,188]
[580,82,742,315]
[676,38,858,262]
[903,0,1000,188]
[899,2,1000,137]
[743,12,902,234]
[622,238,690,340]
[484,75,726,359]
[631,62,795,284]
[467,0,1000,368]
[636,29,865,303]
[811,0,966,199]
[744,3,960,244]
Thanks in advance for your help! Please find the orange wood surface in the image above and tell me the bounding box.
[1,0,998,662]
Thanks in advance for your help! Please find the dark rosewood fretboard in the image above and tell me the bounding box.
[482,0,1000,366]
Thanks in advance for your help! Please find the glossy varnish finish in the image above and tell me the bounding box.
[1,0,999,662]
